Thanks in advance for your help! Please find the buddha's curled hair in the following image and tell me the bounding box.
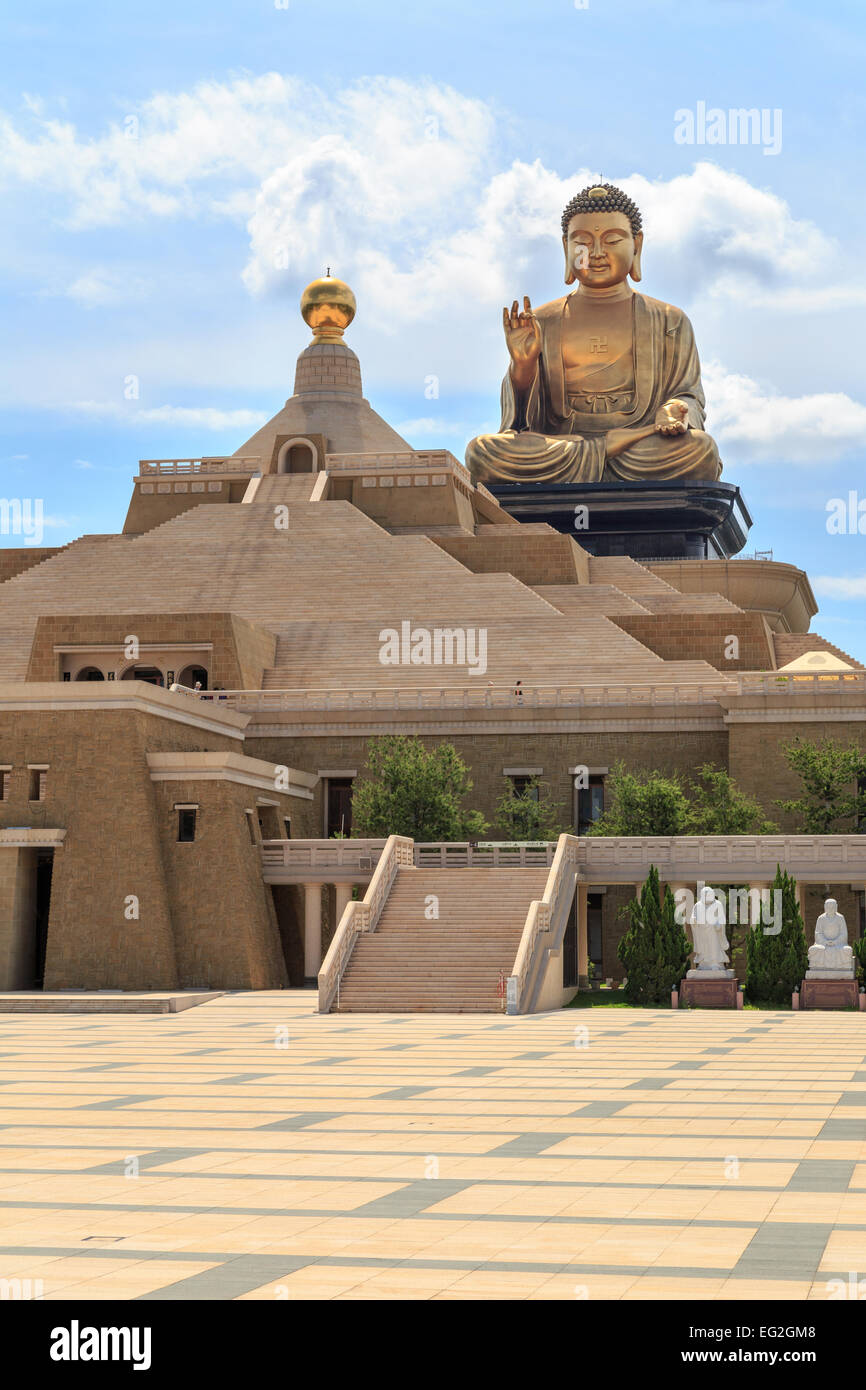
[561,184,642,238]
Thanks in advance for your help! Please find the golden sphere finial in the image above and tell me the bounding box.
[300,271,356,343]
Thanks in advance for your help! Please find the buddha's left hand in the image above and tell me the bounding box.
[655,399,689,435]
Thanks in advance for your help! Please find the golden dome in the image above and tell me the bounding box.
[300,272,356,343]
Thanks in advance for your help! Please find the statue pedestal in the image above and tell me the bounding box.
[679,976,740,1009]
[799,978,860,1011]
[486,479,752,560]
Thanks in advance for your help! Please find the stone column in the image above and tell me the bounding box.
[304,882,323,986]
[576,882,588,985]
[334,883,353,927]
[0,848,37,991]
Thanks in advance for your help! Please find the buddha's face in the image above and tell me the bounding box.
[563,211,641,288]
[825,899,837,916]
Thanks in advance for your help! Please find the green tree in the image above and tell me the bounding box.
[350,736,488,841]
[494,778,568,841]
[686,764,778,835]
[745,864,808,1005]
[777,737,866,833]
[586,763,691,837]
[853,936,866,989]
[617,865,692,1005]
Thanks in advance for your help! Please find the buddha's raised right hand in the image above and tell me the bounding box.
[504,297,542,390]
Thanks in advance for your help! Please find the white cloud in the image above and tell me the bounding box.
[71,402,268,430]
[64,268,145,307]
[703,362,866,460]
[394,417,472,438]
[3,73,866,461]
[812,576,866,599]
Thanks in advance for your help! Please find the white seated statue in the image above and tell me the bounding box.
[688,885,733,979]
[807,899,854,979]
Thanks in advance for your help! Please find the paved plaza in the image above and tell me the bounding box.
[0,994,864,1301]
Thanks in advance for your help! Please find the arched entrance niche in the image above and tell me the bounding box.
[277,438,317,474]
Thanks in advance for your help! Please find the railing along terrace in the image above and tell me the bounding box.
[413,842,556,868]
[260,839,386,873]
[577,834,866,877]
[737,671,866,695]
[178,681,733,712]
[138,457,262,475]
[324,449,470,476]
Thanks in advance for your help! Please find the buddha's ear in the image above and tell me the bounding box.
[562,235,577,286]
[629,232,644,283]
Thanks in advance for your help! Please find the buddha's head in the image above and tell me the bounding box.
[561,183,643,288]
[825,898,838,917]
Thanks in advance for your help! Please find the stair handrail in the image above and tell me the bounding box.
[508,833,579,1015]
[317,834,414,1013]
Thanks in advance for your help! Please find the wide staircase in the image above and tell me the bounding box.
[333,866,550,1012]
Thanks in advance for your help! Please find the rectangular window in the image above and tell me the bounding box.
[177,809,197,842]
[577,775,605,835]
[0,769,9,801]
[245,810,258,846]
[28,767,47,802]
[510,774,539,802]
[283,817,292,840]
[326,778,353,838]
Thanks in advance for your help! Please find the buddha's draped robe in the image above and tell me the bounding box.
[466,291,722,484]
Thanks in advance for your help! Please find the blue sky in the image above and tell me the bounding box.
[1,0,865,656]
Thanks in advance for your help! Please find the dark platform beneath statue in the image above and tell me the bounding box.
[487,479,752,560]
[679,977,740,1009]
[799,978,861,1011]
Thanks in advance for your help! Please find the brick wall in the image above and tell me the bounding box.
[25,612,269,688]
[434,531,590,586]
[614,612,774,671]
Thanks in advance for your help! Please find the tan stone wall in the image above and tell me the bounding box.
[346,475,475,532]
[0,709,188,989]
[435,531,588,586]
[614,612,774,672]
[25,613,269,688]
[122,482,248,536]
[0,549,62,583]
[151,778,292,989]
[0,704,287,990]
[729,718,866,833]
[229,615,277,691]
[249,728,729,834]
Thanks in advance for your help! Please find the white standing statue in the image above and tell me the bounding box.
[688,885,733,979]
[807,899,854,979]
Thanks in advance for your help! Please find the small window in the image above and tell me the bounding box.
[577,775,605,835]
[245,810,258,846]
[510,774,539,802]
[283,817,292,840]
[177,809,197,842]
[0,769,9,801]
[28,768,47,801]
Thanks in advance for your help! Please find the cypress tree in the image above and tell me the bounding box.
[617,865,692,1005]
[745,865,808,1006]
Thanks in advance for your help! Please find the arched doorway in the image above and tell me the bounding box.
[75,666,105,682]
[277,438,317,474]
[178,665,209,691]
[120,666,164,687]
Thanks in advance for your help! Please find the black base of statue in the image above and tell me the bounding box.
[486,479,752,560]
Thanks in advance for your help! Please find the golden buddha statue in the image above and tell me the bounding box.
[466,184,722,485]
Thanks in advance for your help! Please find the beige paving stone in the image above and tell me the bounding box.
[0,995,862,1300]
